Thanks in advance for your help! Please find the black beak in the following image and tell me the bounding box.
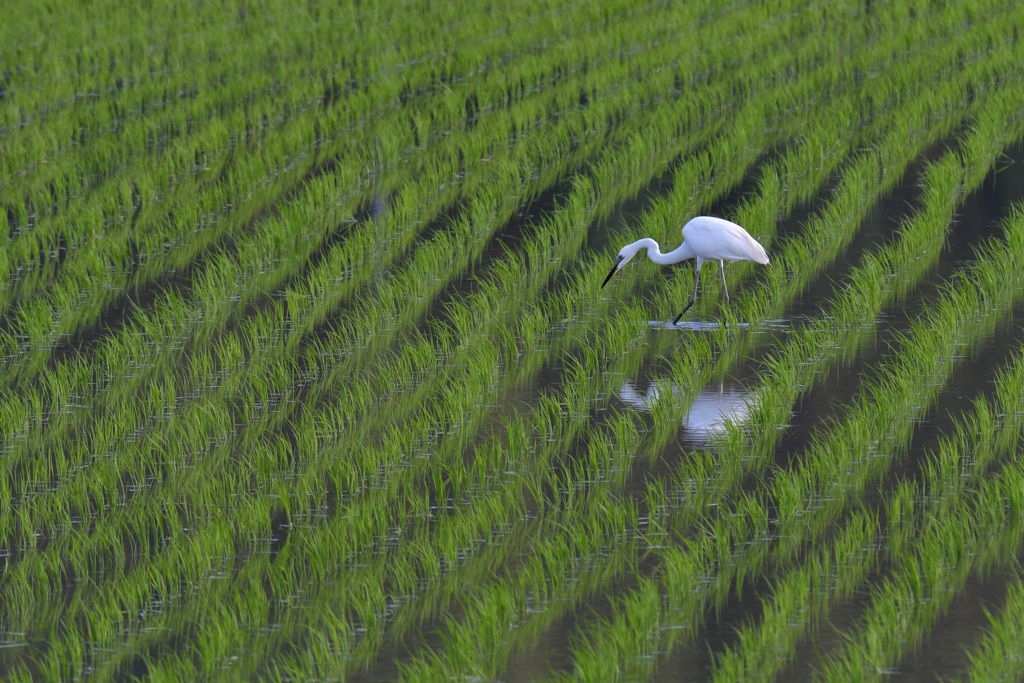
[601,257,623,288]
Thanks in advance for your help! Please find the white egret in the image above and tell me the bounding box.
[601,216,768,323]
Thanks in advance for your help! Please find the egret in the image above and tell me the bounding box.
[600,216,768,324]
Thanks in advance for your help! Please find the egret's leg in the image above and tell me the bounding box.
[673,260,703,324]
[719,260,730,303]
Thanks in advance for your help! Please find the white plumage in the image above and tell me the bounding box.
[601,216,768,323]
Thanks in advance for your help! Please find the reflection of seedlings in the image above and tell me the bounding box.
[619,379,752,443]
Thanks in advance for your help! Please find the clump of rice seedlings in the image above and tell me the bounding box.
[818,464,1024,680]
[708,511,880,680]
[954,577,1024,682]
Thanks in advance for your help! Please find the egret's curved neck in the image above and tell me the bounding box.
[628,238,694,265]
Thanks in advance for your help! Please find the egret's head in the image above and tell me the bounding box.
[600,242,646,288]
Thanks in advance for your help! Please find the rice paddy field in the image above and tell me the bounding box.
[5,0,1024,680]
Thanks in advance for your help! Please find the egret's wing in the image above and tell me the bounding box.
[682,217,769,264]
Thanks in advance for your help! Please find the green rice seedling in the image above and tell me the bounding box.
[817,467,1024,681]
[709,510,880,681]
[954,577,1024,683]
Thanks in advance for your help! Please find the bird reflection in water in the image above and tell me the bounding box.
[618,379,753,446]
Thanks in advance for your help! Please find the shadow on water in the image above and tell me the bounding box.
[782,134,951,320]
[586,160,677,255]
[412,173,575,337]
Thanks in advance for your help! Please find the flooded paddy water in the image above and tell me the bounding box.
[4,0,1024,680]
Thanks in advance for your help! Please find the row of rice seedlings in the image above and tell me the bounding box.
[6,0,1015,675]
[954,577,1024,682]
[549,78,1024,678]
[819,419,1024,676]
[0,0,696,378]
[0,6,806,671]
[317,28,1015,679]
[307,18,1024,675]
[555,508,880,683]
[707,510,881,682]
[712,329,1024,680]
[0,0,702,468]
